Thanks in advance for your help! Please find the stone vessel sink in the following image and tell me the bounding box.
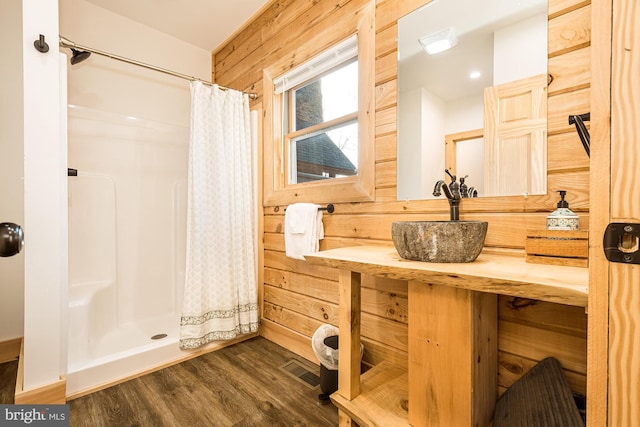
[391,221,488,263]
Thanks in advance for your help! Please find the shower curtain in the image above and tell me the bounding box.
[180,82,259,349]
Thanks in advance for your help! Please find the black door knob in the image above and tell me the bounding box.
[0,222,24,257]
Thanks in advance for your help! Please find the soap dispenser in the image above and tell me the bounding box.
[546,190,579,230]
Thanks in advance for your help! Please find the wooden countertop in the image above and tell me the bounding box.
[305,245,588,307]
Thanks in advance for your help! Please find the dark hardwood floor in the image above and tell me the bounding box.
[69,337,338,427]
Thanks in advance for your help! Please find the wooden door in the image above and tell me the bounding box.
[483,74,547,196]
[589,0,640,425]
[606,0,640,425]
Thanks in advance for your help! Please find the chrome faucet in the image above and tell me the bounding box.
[433,169,461,221]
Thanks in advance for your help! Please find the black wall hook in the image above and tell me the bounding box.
[33,34,49,53]
[568,112,590,157]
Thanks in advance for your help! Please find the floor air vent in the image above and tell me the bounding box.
[279,359,320,389]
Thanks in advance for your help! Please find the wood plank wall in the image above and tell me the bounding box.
[213,0,591,397]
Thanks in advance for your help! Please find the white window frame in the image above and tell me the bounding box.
[282,52,359,184]
[262,5,375,206]
[274,35,357,95]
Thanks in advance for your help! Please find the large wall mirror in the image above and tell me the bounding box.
[397,0,548,200]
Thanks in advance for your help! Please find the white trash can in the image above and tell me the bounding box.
[312,324,363,402]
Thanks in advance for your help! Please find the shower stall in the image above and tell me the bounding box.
[65,105,189,396]
[59,22,258,394]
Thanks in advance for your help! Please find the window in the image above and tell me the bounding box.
[263,4,375,206]
[275,36,359,184]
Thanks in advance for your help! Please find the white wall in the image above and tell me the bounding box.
[0,0,25,342]
[397,88,424,200]
[444,94,484,134]
[445,94,485,193]
[421,89,446,197]
[456,137,485,196]
[59,0,211,125]
[397,88,446,200]
[0,0,66,391]
[21,0,65,390]
[493,13,547,85]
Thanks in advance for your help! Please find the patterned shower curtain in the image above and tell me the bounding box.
[180,82,259,349]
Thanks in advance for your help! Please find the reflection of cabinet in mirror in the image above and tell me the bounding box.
[484,73,547,196]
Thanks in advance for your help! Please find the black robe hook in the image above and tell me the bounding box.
[33,34,49,53]
[568,112,590,157]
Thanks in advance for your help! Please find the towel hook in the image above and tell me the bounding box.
[33,34,49,53]
[568,112,590,157]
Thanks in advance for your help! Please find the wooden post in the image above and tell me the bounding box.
[338,409,355,427]
[587,0,612,425]
[338,269,362,400]
[408,281,497,427]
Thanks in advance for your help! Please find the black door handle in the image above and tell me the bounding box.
[0,222,24,257]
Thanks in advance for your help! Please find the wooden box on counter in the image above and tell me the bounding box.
[525,229,589,267]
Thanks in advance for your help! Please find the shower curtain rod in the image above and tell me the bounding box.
[59,35,258,100]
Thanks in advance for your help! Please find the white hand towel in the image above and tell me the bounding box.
[285,203,324,260]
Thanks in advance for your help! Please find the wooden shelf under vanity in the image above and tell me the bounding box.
[330,361,409,427]
[304,245,588,427]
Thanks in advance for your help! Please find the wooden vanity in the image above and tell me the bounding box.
[304,245,588,427]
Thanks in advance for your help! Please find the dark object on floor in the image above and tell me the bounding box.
[318,335,339,402]
[0,360,18,404]
[280,359,320,389]
[494,357,584,427]
[573,391,587,424]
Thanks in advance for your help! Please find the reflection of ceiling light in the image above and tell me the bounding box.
[469,71,481,79]
[419,27,458,54]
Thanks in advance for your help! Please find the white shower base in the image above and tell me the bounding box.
[66,328,185,398]
[65,281,255,398]
[66,282,189,397]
